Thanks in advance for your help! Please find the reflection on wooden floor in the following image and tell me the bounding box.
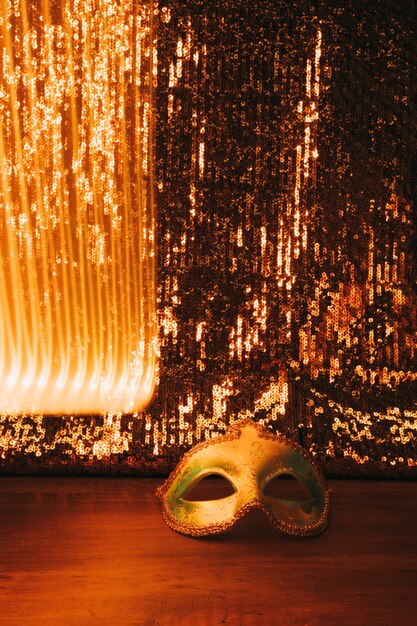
[0,477,416,625]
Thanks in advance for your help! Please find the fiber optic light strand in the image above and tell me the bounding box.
[0,0,157,414]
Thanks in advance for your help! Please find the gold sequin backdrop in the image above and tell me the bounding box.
[1,0,416,476]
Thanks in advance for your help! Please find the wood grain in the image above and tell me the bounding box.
[0,477,416,625]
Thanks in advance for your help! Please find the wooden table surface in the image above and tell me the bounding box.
[0,477,416,626]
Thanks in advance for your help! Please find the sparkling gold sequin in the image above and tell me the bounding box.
[1,1,416,476]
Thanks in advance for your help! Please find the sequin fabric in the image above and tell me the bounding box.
[1,0,416,477]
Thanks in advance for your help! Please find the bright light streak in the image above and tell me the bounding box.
[0,1,157,415]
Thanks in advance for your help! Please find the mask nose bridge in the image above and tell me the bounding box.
[237,447,293,507]
[234,462,264,506]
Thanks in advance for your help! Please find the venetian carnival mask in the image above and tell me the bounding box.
[156,418,330,537]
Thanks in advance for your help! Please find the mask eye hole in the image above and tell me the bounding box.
[183,473,236,502]
[265,473,311,501]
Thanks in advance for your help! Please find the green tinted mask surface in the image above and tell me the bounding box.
[157,419,330,537]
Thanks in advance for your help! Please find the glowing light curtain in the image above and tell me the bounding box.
[0,0,157,414]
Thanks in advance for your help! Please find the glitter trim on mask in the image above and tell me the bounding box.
[156,418,330,537]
